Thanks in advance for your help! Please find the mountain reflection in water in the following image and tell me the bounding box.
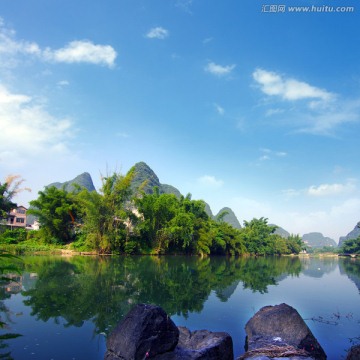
[0,255,359,360]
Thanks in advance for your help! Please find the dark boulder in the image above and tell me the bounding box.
[104,303,233,360]
[242,303,326,360]
[346,345,360,360]
[105,303,179,360]
[176,326,234,360]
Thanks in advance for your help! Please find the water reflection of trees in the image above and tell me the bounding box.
[339,258,360,293]
[21,255,302,335]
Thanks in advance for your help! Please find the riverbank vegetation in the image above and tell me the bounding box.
[1,169,306,256]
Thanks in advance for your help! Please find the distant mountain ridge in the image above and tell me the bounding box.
[338,221,360,247]
[47,172,96,192]
[43,162,242,230]
[302,232,337,248]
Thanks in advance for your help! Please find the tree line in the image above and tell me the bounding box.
[8,167,302,256]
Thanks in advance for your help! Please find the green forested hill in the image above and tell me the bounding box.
[131,162,182,198]
[215,207,242,229]
[302,232,337,248]
[47,172,96,192]
[338,222,360,247]
[44,161,242,230]
[271,225,290,239]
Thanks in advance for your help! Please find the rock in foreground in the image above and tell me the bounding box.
[176,326,234,359]
[104,303,233,360]
[241,303,326,360]
[346,345,360,360]
[105,303,179,360]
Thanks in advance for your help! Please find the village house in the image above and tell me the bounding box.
[6,205,27,229]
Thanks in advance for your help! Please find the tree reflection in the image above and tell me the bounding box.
[339,258,360,293]
[21,255,302,335]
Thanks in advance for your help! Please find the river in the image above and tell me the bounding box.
[0,255,359,359]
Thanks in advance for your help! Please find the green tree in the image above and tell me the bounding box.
[210,221,245,256]
[28,187,79,244]
[135,188,179,253]
[175,195,210,253]
[340,236,360,254]
[286,234,304,254]
[240,217,277,255]
[77,168,135,253]
[0,175,30,219]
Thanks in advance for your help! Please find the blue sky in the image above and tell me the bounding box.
[1,0,359,241]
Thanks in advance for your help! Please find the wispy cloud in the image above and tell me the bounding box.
[57,80,70,87]
[214,103,225,115]
[145,27,169,40]
[0,19,117,68]
[115,132,130,138]
[297,99,360,136]
[252,68,360,135]
[176,0,194,14]
[197,175,224,188]
[0,83,73,165]
[283,179,357,199]
[265,108,285,117]
[205,61,236,77]
[253,68,333,102]
[258,148,287,161]
[203,37,213,45]
[307,180,356,197]
[277,197,360,240]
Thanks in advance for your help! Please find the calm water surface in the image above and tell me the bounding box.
[1,255,359,360]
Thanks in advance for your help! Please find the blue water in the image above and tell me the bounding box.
[0,256,359,359]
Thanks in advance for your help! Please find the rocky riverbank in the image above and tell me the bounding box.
[104,303,359,360]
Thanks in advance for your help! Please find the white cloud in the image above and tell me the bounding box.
[258,148,287,161]
[229,196,272,224]
[115,132,130,138]
[0,19,117,68]
[176,0,194,13]
[265,108,285,117]
[44,41,117,68]
[57,80,69,87]
[252,68,360,135]
[197,175,224,188]
[282,179,357,199]
[253,68,333,102]
[145,27,169,40]
[276,198,360,241]
[203,37,213,44]
[205,62,236,77]
[0,20,41,68]
[214,103,225,115]
[282,188,301,200]
[259,155,270,161]
[297,99,360,135]
[307,180,356,197]
[0,84,73,166]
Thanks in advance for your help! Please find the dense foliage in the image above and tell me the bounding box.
[340,236,360,255]
[7,169,304,256]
